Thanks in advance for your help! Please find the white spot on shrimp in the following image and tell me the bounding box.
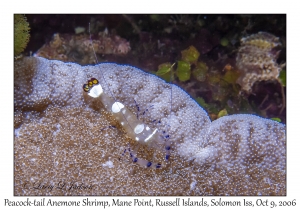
[88,84,103,98]
[135,137,140,141]
[134,124,144,134]
[146,126,150,131]
[112,102,125,113]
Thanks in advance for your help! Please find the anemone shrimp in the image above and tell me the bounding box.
[82,25,172,169]
[83,77,172,169]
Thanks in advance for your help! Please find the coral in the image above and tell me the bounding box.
[14,14,30,56]
[236,32,283,93]
[34,30,131,65]
[14,56,286,195]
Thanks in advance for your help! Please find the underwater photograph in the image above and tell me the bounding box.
[14,14,286,196]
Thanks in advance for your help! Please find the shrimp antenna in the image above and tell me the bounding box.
[165,62,176,160]
[88,23,134,132]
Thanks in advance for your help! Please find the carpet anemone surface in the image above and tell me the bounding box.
[14,57,286,195]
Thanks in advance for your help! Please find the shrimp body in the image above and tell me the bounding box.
[83,78,168,168]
